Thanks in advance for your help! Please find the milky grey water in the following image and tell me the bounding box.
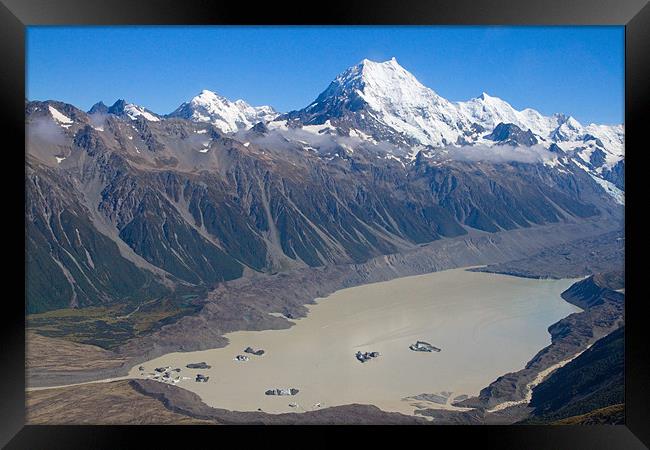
[129,268,581,415]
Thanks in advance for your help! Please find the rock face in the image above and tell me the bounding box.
[602,159,624,190]
[485,123,538,146]
[88,101,109,115]
[560,271,624,309]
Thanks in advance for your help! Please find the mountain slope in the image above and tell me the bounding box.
[25,58,624,315]
[524,326,624,424]
[26,161,170,313]
[26,95,622,314]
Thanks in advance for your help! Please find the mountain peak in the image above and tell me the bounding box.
[280,57,457,146]
[169,89,277,133]
[472,92,513,109]
[280,57,624,158]
[195,89,226,102]
[486,122,539,146]
[354,57,418,85]
[108,99,127,115]
[334,57,442,109]
[88,101,108,115]
[106,99,160,122]
[334,57,415,88]
[359,56,399,68]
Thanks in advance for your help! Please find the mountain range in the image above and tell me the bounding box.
[25,58,624,314]
[85,58,625,192]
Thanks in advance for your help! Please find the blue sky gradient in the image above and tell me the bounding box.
[26,26,624,125]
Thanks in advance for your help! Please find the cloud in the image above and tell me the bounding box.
[27,117,68,146]
[235,125,557,165]
[239,126,406,157]
[88,112,109,131]
[439,144,557,164]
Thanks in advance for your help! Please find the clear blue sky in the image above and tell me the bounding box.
[26,26,624,125]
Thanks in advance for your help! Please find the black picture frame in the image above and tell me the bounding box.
[2,0,648,448]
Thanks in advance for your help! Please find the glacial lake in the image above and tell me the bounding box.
[128,267,582,415]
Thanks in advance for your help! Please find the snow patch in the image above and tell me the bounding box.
[48,106,73,128]
[124,104,160,122]
[590,174,624,204]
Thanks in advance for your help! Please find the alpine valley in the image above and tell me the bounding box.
[26,59,625,425]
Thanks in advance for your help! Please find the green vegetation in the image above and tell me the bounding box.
[28,295,202,349]
[26,172,171,314]
[551,404,624,425]
[118,193,244,285]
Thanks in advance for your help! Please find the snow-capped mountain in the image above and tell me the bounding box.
[26,94,625,314]
[122,103,160,122]
[76,57,622,197]
[281,57,471,147]
[168,90,278,133]
[277,58,624,188]
[89,99,161,122]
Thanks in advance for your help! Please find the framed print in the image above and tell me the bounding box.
[2,0,649,448]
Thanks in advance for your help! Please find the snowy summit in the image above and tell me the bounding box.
[169,90,278,133]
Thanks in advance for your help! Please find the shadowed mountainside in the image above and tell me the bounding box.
[522,326,624,424]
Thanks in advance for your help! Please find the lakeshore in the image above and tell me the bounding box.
[127,267,581,416]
